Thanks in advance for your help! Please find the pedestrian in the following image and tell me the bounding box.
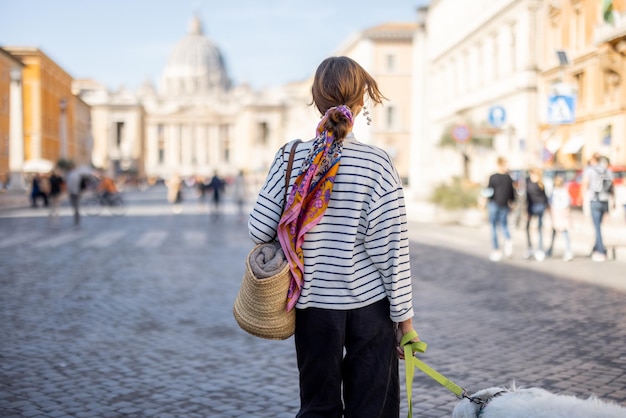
[196,175,207,203]
[546,175,573,261]
[248,56,419,417]
[485,157,516,262]
[166,173,183,214]
[39,174,50,206]
[232,170,247,221]
[97,172,118,203]
[207,171,224,219]
[581,153,614,262]
[0,172,8,189]
[47,169,65,228]
[524,168,549,261]
[65,165,83,227]
[30,173,48,208]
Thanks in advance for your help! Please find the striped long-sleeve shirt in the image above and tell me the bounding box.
[248,134,414,322]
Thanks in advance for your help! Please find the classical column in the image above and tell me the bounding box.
[8,67,25,190]
[408,12,429,202]
[144,123,157,174]
[167,124,179,170]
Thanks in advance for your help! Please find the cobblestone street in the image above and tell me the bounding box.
[1,187,625,417]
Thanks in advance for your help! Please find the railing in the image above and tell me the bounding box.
[595,12,626,45]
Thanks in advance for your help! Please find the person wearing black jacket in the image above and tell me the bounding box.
[524,168,550,261]
[47,169,65,228]
[486,157,516,261]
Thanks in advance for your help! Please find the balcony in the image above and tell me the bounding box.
[595,12,626,45]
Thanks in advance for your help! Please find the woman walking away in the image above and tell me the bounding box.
[524,168,549,261]
[248,56,419,418]
[546,175,573,261]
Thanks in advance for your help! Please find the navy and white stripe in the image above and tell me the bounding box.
[249,134,414,322]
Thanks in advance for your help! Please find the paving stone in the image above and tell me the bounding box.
[0,188,624,417]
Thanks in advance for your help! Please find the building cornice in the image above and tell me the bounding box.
[0,47,25,67]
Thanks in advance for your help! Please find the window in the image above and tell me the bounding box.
[206,125,211,163]
[386,54,396,72]
[603,70,621,102]
[386,106,396,129]
[191,125,196,164]
[258,122,269,145]
[179,124,183,164]
[157,124,165,164]
[492,33,499,79]
[476,42,483,86]
[574,71,584,107]
[116,122,125,148]
[220,124,230,162]
[573,5,584,52]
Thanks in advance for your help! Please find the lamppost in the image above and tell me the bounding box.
[59,98,68,159]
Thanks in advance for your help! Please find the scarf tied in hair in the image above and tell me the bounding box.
[278,105,353,311]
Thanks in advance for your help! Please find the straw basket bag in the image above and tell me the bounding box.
[233,243,295,340]
[233,140,301,340]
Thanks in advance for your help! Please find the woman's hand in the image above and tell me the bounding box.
[396,319,420,359]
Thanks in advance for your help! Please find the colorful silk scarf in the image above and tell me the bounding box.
[277,105,354,311]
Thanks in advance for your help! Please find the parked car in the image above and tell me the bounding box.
[568,165,626,207]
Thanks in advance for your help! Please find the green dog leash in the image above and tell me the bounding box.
[401,330,467,418]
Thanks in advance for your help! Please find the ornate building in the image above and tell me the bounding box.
[336,22,418,184]
[0,47,24,188]
[538,0,626,167]
[3,47,92,180]
[76,16,318,183]
[413,0,544,191]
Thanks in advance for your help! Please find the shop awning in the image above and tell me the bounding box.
[22,158,54,173]
[545,138,561,153]
[560,135,585,154]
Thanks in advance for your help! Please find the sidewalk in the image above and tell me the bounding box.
[407,201,626,257]
[0,188,29,210]
[407,207,626,293]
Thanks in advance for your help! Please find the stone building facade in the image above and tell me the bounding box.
[1,47,91,185]
[538,0,626,167]
[75,17,320,183]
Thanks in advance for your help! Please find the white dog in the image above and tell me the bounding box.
[452,385,626,418]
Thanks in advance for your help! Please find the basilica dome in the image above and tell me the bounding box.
[161,16,231,97]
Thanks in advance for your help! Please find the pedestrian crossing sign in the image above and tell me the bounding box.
[547,94,576,125]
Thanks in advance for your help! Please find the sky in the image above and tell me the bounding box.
[0,0,428,91]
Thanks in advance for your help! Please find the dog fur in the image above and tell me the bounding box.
[452,385,626,418]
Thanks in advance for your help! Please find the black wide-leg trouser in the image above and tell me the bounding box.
[295,298,399,418]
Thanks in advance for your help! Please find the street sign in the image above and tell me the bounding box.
[547,94,576,125]
[488,105,506,128]
[452,124,471,143]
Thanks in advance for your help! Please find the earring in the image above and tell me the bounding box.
[363,106,372,125]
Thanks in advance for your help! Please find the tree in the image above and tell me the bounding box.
[438,122,494,178]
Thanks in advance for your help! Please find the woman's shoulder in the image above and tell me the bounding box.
[345,139,392,161]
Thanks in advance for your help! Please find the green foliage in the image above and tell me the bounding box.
[438,123,494,149]
[56,158,74,171]
[430,177,481,210]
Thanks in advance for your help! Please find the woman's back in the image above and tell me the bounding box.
[249,136,411,316]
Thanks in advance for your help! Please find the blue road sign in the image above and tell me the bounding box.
[488,105,506,128]
[547,95,576,124]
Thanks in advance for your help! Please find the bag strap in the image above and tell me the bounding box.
[282,140,302,211]
[270,140,302,242]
